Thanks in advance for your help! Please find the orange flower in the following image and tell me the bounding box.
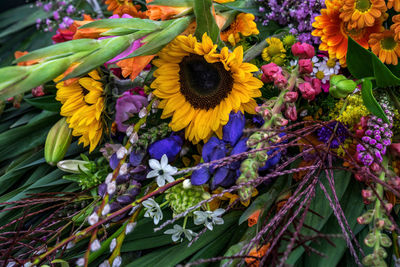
[248,210,261,227]
[220,13,259,46]
[369,29,400,65]
[312,0,383,65]
[105,0,146,18]
[116,55,155,81]
[388,0,400,11]
[146,0,192,20]
[391,15,400,41]
[214,0,235,3]
[72,15,104,40]
[339,0,387,30]
[245,244,270,267]
[14,51,39,66]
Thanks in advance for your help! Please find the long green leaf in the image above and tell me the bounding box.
[361,79,389,123]
[148,0,194,6]
[346,37,374,79]
[194,0,220,43]
[79,18,163,30]
[371,52,400,87]
[24,95,61,112]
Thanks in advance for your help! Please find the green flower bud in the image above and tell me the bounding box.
[57,160,90,174]
[380,233,392,247]
[282,34,296,47]
[165,183,204,216]
[364,231,376,247]
[45,117,72,165]
[329,75,357,99]
[376,247,388,259]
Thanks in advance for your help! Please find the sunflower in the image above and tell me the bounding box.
[151,33,262,143]
[55,70,104,152]
[369,30,400,65]
[261,37,286,66]
[339,0,387,30]
[312,0,383,65]
[220,13,259,46]
[105,0,146,18]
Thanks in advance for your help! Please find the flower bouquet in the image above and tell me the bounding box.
[1,0,400,266]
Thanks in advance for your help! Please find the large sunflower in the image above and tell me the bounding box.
[55,70,104,152]
[151,33,262,143]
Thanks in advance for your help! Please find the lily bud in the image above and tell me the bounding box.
[57,160,90,174]
[45,117,72,165]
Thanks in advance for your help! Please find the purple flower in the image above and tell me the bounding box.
[148,135,183,162]
[317,121,347,149]
[66,5,76,15]
[115,92,148,132]
[53,11,60,21]
[43,3,53,12]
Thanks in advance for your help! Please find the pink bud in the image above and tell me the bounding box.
[280,118,288,126]
[284,91,298,102]
[310,78,321,95]
[263,109,270,117]
[273,74,288,89]
[385,203,393,212]
[291,42,315,59]
[32,85,45,97]
[361,189,372,199]
[357,216,365,224]
[299,59,313,74]
[285,104,297,121]
[298,82,316,101]
[261,63,282,83]
[370,163,381,173]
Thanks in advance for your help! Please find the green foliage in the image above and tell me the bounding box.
[194,0,221,43]
[361,79,389,123]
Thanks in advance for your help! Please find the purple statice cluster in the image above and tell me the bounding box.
[34,0,81,32]
[357,103,394,166]
[317,121,348,149]
[256,0,325,45]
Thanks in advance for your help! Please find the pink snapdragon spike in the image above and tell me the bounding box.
[299,59,312,74]
[298,82,317,101]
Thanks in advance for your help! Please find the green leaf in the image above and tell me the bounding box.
[127,16,193,58]
[361,79,389,123]
[371,52,400,87]
[79,18,163,31]
[239,175,290,225]
[24,95,62,112]
[51,259,70,267]
[148,0,194,6]
[194,0,220,43]
[346,37,374,79]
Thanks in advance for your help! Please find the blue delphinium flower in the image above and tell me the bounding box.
[148,135,183,162]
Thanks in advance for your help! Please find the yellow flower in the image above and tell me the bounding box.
[151,33,262,143]
[55,70,104,152]
[261,37,286,65]
[330,94,369,126]
[220,13,259,46]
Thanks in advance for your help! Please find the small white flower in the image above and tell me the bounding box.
[182,179,192,189]
[119,163,129,175]
[102,204,110,216]
[112,256,122,267]
[164,224,197,242]
[105,173,113,184]
[126,222,136,234]
[110,238,117,252]
[23,263,32,267]
[193,209,225,231]
[88,212,99,225]
[66,241,75,249]
[6,262,16,267]
[147,92,153,101]
[146,154,177,187]
[90,239,101,251]
[129,132,139,144]
[76,258,85,266]
[142,198,163,225]
[107,181,117,195]
[126,125,134,137]
[116,147,128,159]
[139,107,147,118]
[99,260,111,267]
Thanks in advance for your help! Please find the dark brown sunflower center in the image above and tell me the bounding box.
[179,54,233,110]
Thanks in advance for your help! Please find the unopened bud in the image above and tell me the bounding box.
[364,231,376,247]
[45,118,72,165]
[380,233,392,247]
[57,160,90,174]
[329,75,357,99]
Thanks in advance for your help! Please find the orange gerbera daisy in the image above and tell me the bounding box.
[391,15,400,41]
[312,0,383,65]
[387,0,400,11]
[339,0,387,30]
[369,30,400,65]
[220,13,259,46]
[105,0,146,18]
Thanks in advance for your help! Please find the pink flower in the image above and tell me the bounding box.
[273,74,287,89]
[310,78,321,95]
[115,91,148,132]
[32,85,45,97]
[261,63,281,83]
[299,59,313,74]
[291,42,315,59]
[284,91,298,102]
[298,82,316,101]
[285,104,297,121]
